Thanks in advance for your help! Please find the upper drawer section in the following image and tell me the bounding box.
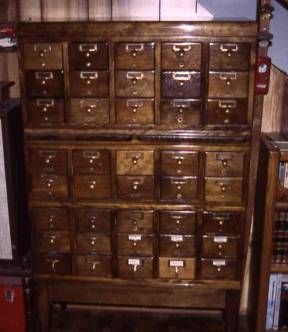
[69,43,109,70]
[23,43,63,70]
[117,150,154,175]
[162,43,202,70]
[115,43,155,70]
[161,151,198,176]
[72,149,111,175]
[205,152,244,177]
[209,43,250,71]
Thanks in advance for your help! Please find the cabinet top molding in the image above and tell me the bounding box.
[18,21,258,38]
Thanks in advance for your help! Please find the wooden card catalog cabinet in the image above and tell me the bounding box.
[18,22,258,332]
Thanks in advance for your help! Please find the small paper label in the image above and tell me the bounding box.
[128,259,141,266]
[213,236,227,243]
[128,234,142,241]
[212,260,226,267]
[169,260,184,267]
[170,235,184,242]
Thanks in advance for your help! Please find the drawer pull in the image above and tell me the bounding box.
[172,100,190,108]
[128,234,142,241]
[36,72,54,80]
[170,235,183,242]
[172,44,191,53]
[219,44,239,56]
[36,99,55,107]
[219,73,237,81]
[126,72,144,81]
[128,258,142,272]
[169,260,185,276]
[218,100,237,109]
[90,237,97,245]
[79,44,98,52]
[212,259,227,267]
[213,236,228,243]
[126,43,144,52]
[85,257,101,270]
[171,180,187,185]
[89,181,97,189]
[126,99,144,108]
[172,72,191,81]
[33,44,52,53]
[80,72,98,80]
[83,151,100,159]
[46,258,60,272]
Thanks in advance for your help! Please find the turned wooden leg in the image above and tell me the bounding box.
[36,285,50,332]
[224,290,241,332]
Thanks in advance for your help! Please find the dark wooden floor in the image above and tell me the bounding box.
[50,307,249,332]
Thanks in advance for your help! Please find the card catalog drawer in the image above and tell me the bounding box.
[117,150,154,175]
[117,176,154,201]
[27,149,67,174]
[201,259,238,280]
[29,174,68,200]
[162,43,201,70]
[73,175,111,200]
[202,211,242,235]
[34,253,71,275]
[74,209,111,233]
[201,235,239,258]
[23,43,63,70]
[208,72,248,98]
[209,43,250,71]
[159,257,196,279]
[69,43,108,70]
[34,231,71,253]
[70,99,109,126]
[70,71,109,98]
[115,43,155,70]
[205,152,244,177]
[117,234,154,256]
[117,256,154,279]
[161,71,201,98]
[73,150,111,175]
[30,207,69,231]
[160,177,198,202]
[117,210,154,234]
[159,211,196,235]
[75,254,112,277]
[76,233,111,254]
[205,178,243,203]
[116,71,154,97]
[116,98,154,125]
[159,235,195,257]
[161,151,198,176]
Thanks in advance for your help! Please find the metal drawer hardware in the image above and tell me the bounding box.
[83,151,101,160]
[127,72,144,85]
[172,100,190,108]
[219,73,237,86]
[169,260,185,276]
[85,104,97,113]
[219,44,239,57]
[171,179,187,187]
[173,155,185,166]
[128,234,142,241]
[172,72,191,81]
[216,153,232,168]
[172,44,192,57]
[37,99,55,108]
[213,236,228,243]
[90,237,97,245]
[80,72,98,82]
[127,99,144,113]
[170,235,184,242]
[128,258,142,272]
[36,72,54,80]
[132,179,144,190]
[126,152,144,165]
[89,217,96,229]
[126,43,144,57]
[216,181,228,192]
[212,259,226,272]
[85,257,101,270]
[212,213,231,220]
[44,234,56,244]
[33,44,52,55]
[46,258,60,272]
[79,44,98,52]
[48,215,55,228]
[89,180,97,189]
[218,100,237,109]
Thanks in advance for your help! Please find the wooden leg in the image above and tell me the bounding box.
[36,285,50,332]
[224,290,241,332]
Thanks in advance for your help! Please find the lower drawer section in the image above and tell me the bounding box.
[159,257,196,279]
[75,254,112,277]
[34,253,72,275]
[200,259,238,280]
[117,256,154,279]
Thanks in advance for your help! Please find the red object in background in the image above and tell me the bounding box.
[255,56,272,94]
[0,279,26,332]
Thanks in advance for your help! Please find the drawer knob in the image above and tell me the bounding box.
[90,181,96,189]
[132,157,138,165]
[222,159,228,167]
[217,267,222,272]
[133,242,137,247]
[179,63,184,68]
[221,185,227,192]
[224,118,230,124]
[218,244,222,249]
[227,52,232,57]
[42,80,46,85]
[176,193,182,200]
[86,52,90,57]
[86,62,91,67]
[176,219,180,225]
[177,117,183,123]
[131,50,137,57]
[86,80,91,85]
[219,221,223,226]
[226,80,231,86]
[179,81,184,86]
[179,51,185,57]
[133,184,138,190]
[39,51,45,57]
[225,109,230,115]
[175,243,180,248]
[42,107,48,112]
[177,185,182,190]
[131,78,137,86]
[46,259,60,272]
[132,107,138,113]
[133,219,138,225]
[41,62,46,67]
[177,160,182,165]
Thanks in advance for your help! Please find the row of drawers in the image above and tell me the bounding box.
[34,254,238,280]
[23,42,250,71]
[28,149,245,177]
[25,70,248,99]
[27,98,247,127]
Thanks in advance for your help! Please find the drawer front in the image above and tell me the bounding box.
[30,174,68,200]
[161,151,198,176]
[23,43,63,70]
[28,99,64,127]
[160,177,198,202]
[70,71,109,98]
[117,256,153,279]
[117,150,154,175]
[73,150,111,175]
[205,178,243,203]
[75,254,112,277]
[27,149,67,174]
[30,207,69,231]
[162,43,201,70]
[205,152,244,177]
[73,175,111,200]
[69,43,109,70]
[26,71,64,98]
[206,99,247,126]
[76,233,111,254]
[117,234,154,256]
[116,98,154,125]
[34,253,71,275]
[159,235,195,257]
[208,72,248,98]
[34,231,71,253]
[201,259,238,280]
[74,208,111,233]
[117,210,154,234]
[209,43,250,71]
[201,236,239,258]
[160,99,201,126]
[159,257,196,279]
[115,43,155,70]
[116,71,154,98]
[161,71,201,98]
[159,211,196,235]
[70,98,109,126]
[117,176,154,201]
[202,211,242,235]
